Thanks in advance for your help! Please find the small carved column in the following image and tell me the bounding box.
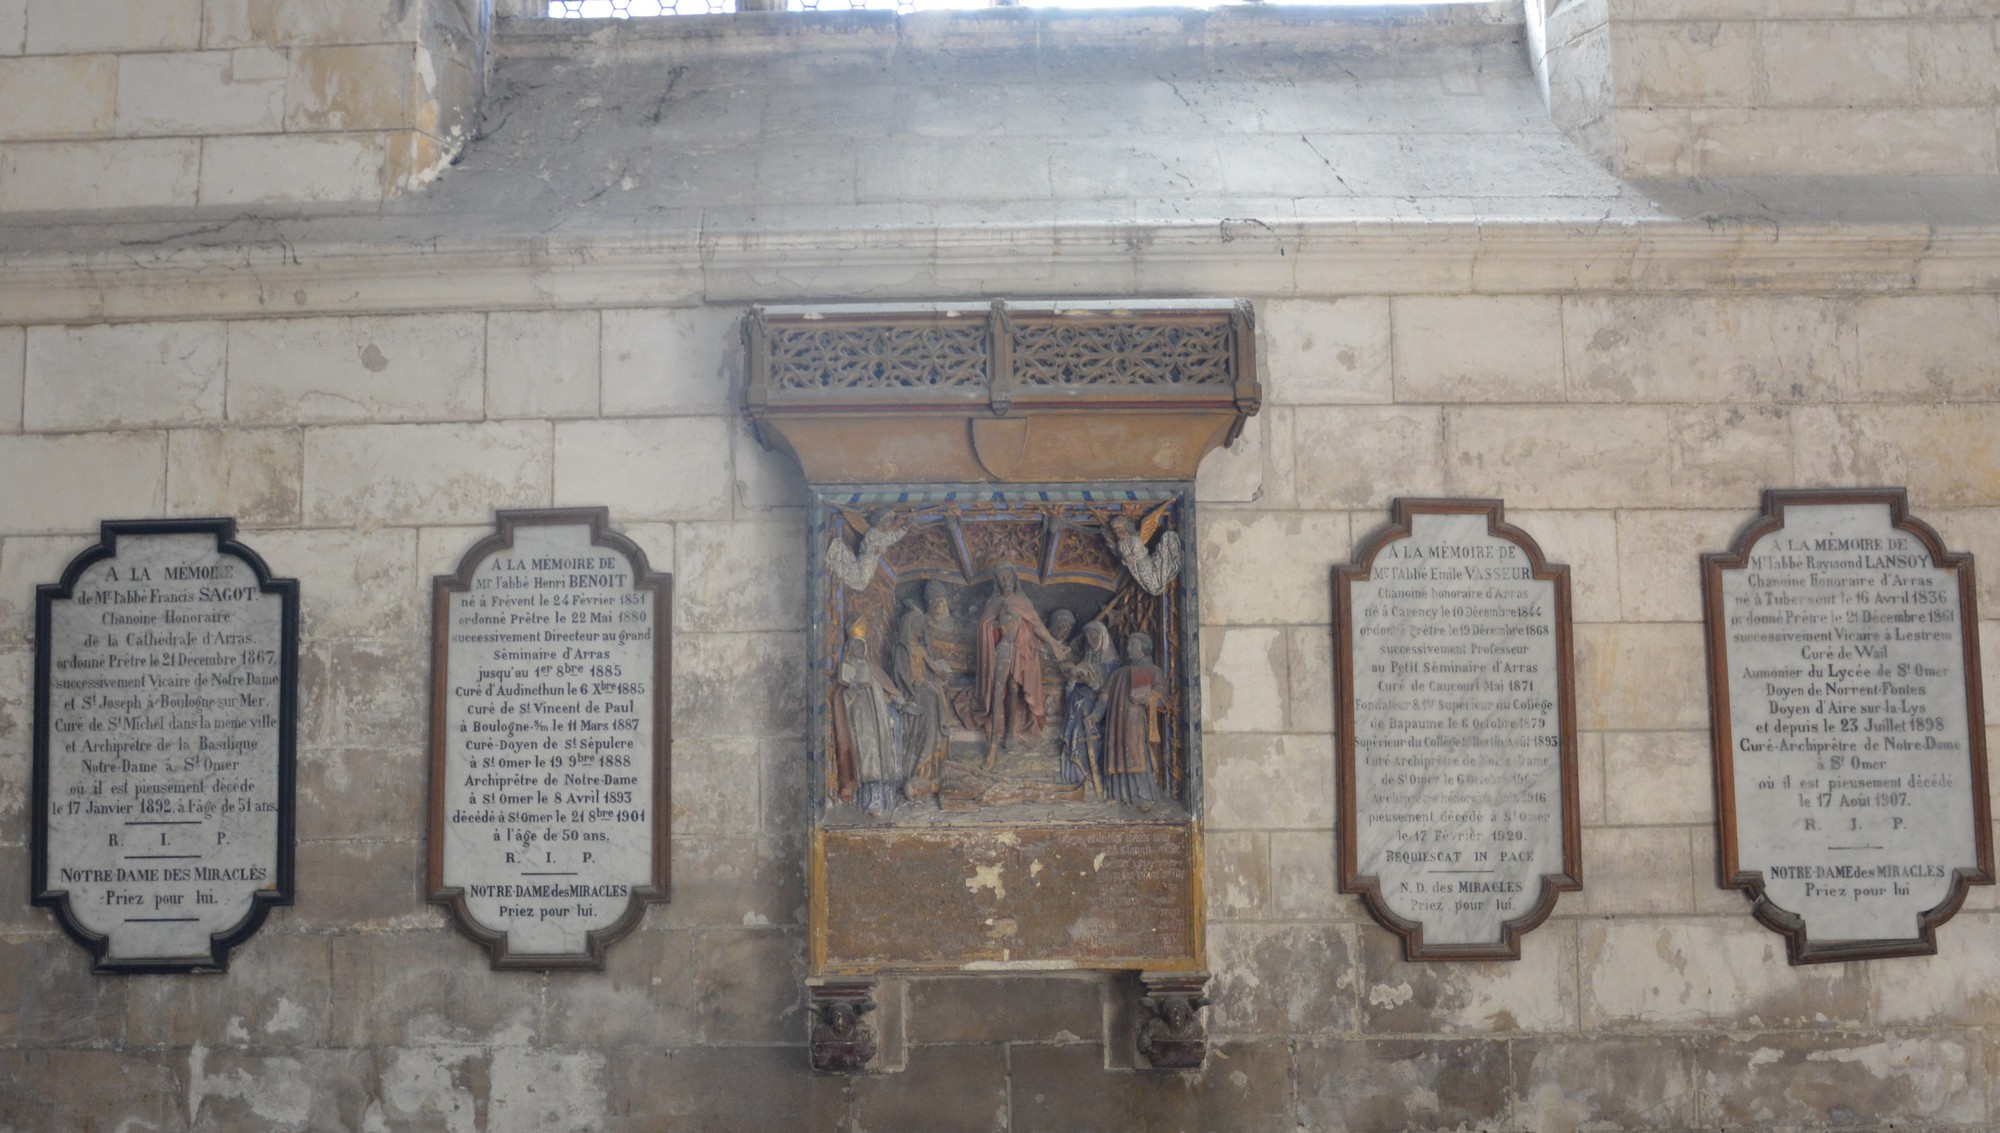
[1137,971,1212,1070]
[807,977,880,1073]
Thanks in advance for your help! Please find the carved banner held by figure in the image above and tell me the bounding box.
[34,519,298,973]
[1703,488,1992,963]
[429,508,671,970]
[1336,499,1581,961]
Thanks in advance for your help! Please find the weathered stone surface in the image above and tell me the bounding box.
[229,314,484,425]
[200,0,422,48]
[850,1044,1008,1133]
[553,417,733,521]
[303,421,550,525]
[0,1049,183,1132]
[487,309,600,419]
[0,54,114,140]
[185,1046,376,1133]
[904,975,1104,1044]
[0,325,19,431]
[1601,731,1713,826]
[1393,295,1566,403]
[252,526,416,639]
[1206,922,1355,1036]
[676,519,808,633]
[318,639,426,746]
[1447,405,1793,510]
[1294,1039,1510,1131]
[1574,622,1710,731]
[199,132,387,205]
[0,533,83,644]
[330,930,542,1046]
[0,934,125,1043]
[127,932,331,1047]
[1194,407,1279,506]
[1271,830,1346,922]
[116,49,286,135]
[1200,625,1286,734]
[601,1045,849,1133]
[1609,19,1757,106]
[1204,830,1270,920]
[297,743,423,842]
[695,927,805,1043]
[1357,920,1580,1034]
[1613,507,1743,622]
[287,43,414,131]
[542,924,699,1046]
[656,835,805,930]
[1258,297,1392,405]
[0,431,164,533]
[673,631,809,740]
[1699,1031,1988,1128]
[25,321,225,430]
[1011,1041,1295,1133]
[0,644,27,836]
[167,427,303,525]
[1508,508,1619,624]
[673,735,763,836]
[1869,913,2000,1025]
[601,306,742,417]
[1857,294,2000,401]
[1565,296,1854,405]
[1580,919,1868,1029]
[361,1044,491,1132]
[0,137,200,209]
[1510,1035,1699,1132]
[1196,510,1349,625]
[1282,624,1334,735]
[1574,731,1605,828]
[292,840,436,934]
[1204,733,1334,832]
[27,0,201,53]
[1762,19,1915,108]
[1572,825,1695,917]
[1292,405,1447,508]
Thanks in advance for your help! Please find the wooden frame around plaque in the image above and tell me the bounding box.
[1334,499,1582,961]
[427,507,672,970]
[32,518,299,974]
[1702,488,1993,964]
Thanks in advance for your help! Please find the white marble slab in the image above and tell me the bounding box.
[1348,511,1568,948]
[1718,501,1980,946]
[42,530,287,965]
[439,521,658,958]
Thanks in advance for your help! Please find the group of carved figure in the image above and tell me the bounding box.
[833,562,1174,815]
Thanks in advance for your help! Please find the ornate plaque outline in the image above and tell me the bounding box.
[1702,487,1994,964]
[32,517,300,974]
[427,507,672,971]
[1334,498,1583,961]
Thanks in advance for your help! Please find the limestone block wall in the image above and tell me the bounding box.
[1532,0,2000,177]
[0,0,486,211]
[0,267,1995,1129]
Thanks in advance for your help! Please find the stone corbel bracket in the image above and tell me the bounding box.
[742,299,1260,484]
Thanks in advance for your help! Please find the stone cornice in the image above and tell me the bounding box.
[0,217,1995,324]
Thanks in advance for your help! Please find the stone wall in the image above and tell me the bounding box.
[1533,0,2000,177]
[0,2,1998,1130]
[0,279,1995,1130]
[0,0,485,210]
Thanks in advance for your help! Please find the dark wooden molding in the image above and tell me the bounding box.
[1701,487,1993,964]
[427,507,672,970]
[1334,498,1582,962]
[32,518,299,974]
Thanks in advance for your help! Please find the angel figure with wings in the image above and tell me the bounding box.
[1107,503,1181,596]
[827,508,908,591]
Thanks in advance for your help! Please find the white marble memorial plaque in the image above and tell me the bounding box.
[429,508,670,969]
[1337,500,1580,960]
[33,520,297,972]
[1705,490,1992,963]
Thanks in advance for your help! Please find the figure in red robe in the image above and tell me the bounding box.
[974,565,1067,768]
[1102,630,1165,811]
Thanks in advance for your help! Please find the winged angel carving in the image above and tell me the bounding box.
[1108,501,1181,596]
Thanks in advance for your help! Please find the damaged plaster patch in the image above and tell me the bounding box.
[966,863,1005,900]
[186,1043,314,1127]
[1368,981,1415,1009]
